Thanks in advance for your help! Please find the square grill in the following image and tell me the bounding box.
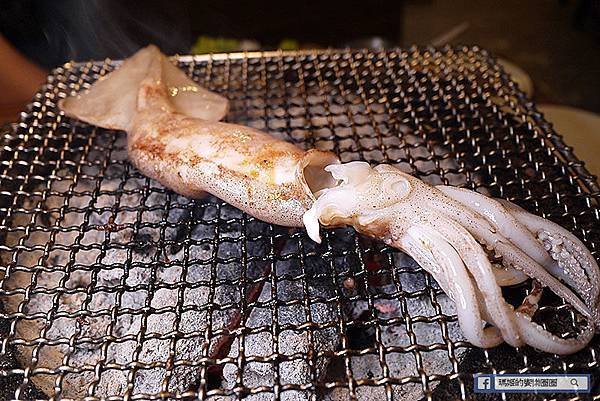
[0,46,598,400]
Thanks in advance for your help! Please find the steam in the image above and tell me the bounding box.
[40,0,192,66]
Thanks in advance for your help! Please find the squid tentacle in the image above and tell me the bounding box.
[471,280,594,355]
[440,187,598,303]
[304,161,600,354]
[428,194,593,320]
[436,186,553,267]
[511,313,595,355]
[497,199,600,321]
[431,186,598,354]
[438,187,599,315]
[401,225,504,348]
[493,241,591,317]
[422,215,523,347]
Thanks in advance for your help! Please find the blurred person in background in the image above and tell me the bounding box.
[0,34,46,123]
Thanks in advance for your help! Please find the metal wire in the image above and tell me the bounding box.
[0,46,599,401]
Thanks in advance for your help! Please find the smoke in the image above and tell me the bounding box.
[1,0,193,68]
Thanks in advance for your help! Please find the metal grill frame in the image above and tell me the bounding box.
[0,46,598,401]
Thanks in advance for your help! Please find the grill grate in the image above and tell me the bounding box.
[0,46,599,401]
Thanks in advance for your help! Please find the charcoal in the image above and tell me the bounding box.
[1,173,464,400]
[0,174,255,399]
[325,274,466,401]
[221,240,340,401]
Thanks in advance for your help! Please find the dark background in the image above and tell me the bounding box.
[0,0,402,66]
[0,0,599,112]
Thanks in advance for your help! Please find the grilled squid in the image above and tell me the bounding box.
[60,45,600,354]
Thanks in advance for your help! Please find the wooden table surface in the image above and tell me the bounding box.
[539,105,600,179]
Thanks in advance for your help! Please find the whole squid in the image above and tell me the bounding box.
[60,45,599,354]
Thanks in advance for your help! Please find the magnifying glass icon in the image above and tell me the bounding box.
[570,378,579,387]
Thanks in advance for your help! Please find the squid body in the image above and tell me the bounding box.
[60,45,599,354]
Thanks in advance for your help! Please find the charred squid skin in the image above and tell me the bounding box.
[401,225,504,348]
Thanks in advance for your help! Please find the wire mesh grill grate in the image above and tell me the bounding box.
[0,46,599,401]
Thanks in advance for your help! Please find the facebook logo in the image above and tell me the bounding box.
[474,374,590,393]
[475,375,494,392]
